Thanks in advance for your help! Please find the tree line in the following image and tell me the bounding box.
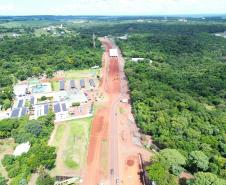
[118,22,226,184]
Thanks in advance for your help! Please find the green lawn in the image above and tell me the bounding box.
[51,81,59,91]
[64,118,92,169]
[50,117,92,172]
[64,69,100,80]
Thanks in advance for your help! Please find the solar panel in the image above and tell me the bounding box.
[21,107,28,117]
[60,80,65,90]
[54,103,61,113]
[80,79,85,88]
[44,104,49,115]
[70,80,76,89]
[11,108,20,118]
[30,97,35,105]
[17,100,23,108]
[61,103,67,111]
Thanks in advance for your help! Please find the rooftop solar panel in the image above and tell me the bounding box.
[30,97,35,105]
[17,100,23,108]
[11,108,20,118]
[80,79,85,88]
[21,107,28,117]
[70,80,76,88]
[61,103,67,112]
[44,104,49,115]
[60,80,65,90]
[54,103,61,113]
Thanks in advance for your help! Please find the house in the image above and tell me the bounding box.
[53,102,68,121]
[109,49,118,57]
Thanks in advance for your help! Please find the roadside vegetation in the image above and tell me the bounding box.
[117,23,226,184]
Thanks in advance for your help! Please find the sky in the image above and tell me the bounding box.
[0,0,226,16]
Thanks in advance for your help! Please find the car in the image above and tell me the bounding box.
[110,169,114,175]
[115,178,120,185]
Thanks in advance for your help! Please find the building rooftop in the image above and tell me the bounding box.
[60,80,65,90]
[109,49,118,57]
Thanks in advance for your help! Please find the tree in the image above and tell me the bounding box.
[2,99,11,110]
[190,172,226,185]
[0,175,7,185]
[36,173,54,185]
[25,120,42,137]
[188,151,209,172]
[158,149,186,175]
[146,162,177,185]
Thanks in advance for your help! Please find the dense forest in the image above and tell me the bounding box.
[117,23,226,184]
[0,34,102,109]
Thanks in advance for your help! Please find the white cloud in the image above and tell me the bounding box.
[0,0,226,15]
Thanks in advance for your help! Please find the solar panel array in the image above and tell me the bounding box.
[11,108,20,118]
[44,104,49,115]
[54,103,61,113]
[60,80,65,90]
[61,103,67,111]
[70,80,76,89]
[21,107,28,116]
[17,100,23,108]
[30,97,35,105]
[80,79,85,88]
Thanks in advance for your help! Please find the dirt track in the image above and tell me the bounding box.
[83,38,151,185]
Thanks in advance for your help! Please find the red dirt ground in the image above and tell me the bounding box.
[83,39,119,185]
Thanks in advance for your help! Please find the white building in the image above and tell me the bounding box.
[109,49,118,57]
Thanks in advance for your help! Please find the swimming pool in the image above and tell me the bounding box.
[32,84,49,93]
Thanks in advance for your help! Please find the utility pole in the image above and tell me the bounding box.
[93,33,96,48]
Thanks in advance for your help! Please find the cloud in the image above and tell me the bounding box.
[0,0,226,15]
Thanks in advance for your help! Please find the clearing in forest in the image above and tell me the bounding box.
[49,118,92,176]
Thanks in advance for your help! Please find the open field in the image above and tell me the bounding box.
[64,69,100,80]
[49,118,92,176]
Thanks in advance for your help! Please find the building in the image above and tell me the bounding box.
[11,107,28,118]
[53,102,68,121]
[34,104,49,119]
[60,80,65,91]
[131,58,145,62]
[70,80,76,89]
[109,49,118,57]
[80,79,85,88]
